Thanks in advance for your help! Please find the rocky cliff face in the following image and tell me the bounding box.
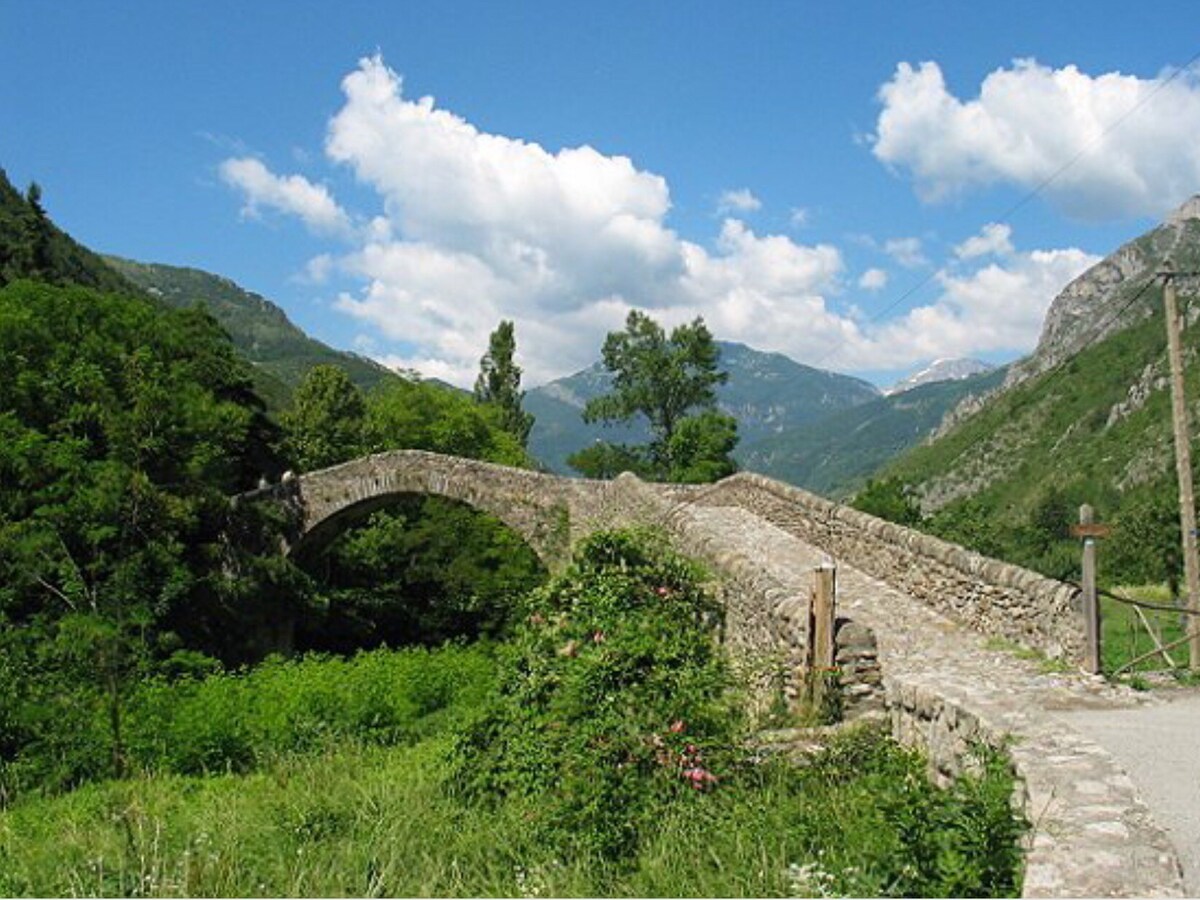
[887,196,1200,522]
[1005,197,1200,392]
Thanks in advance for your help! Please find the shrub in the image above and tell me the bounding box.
[451,528,741,860]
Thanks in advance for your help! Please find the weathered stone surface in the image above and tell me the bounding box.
[689,472,1086,662]
[679,504,1184,899]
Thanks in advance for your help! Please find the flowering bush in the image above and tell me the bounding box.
[451,528,741,859]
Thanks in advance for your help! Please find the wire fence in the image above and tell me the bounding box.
[1067,580,1200,675]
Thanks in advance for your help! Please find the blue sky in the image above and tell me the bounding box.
[3,1,1199,387]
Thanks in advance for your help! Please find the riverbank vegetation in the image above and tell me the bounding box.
[1,532,1024,898]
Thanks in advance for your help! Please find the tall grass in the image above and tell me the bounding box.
[0,642,496,800]
[0,533,1025,897]
[0,726,1021,898]
[123,643,496,776]
[1101,584,1190,675]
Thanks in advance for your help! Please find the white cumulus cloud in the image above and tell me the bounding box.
[219,157,351,236]
[221,55,1101,386]
[954,222,1014,259]
[884,236,927,268]
[859,268,889,291]
[851,246,1100,368]
[871,58,1200,219]
[716,188,762,214]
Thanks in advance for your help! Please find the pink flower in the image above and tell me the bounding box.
[655,586,671,597]
[682,766,717,790]
[592,630,606,644]
[669,719,686,734]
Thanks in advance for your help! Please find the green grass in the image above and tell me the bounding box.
[0,635,1025,898]
[0,726,1022,898]
[0,533,1026,898]
[1100,584,1190,675]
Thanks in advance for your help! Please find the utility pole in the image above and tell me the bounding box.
[1160,260,1200,670]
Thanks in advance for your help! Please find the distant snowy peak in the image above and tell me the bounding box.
[886,358,994,395]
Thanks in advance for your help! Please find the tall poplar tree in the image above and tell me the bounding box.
[474,320,534,448]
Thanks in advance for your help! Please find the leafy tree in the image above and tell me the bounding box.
[302,497,544,651]
[567,441,653,480]
[0,281,289,794]
[580,311,735,481]
[366,377,527,466]
[474,320,534,448]
[852,477,923,527]
[285,373,543,652]
[1109,481,1183,595]
[453,529,737,860]
[281,364,367,472]
[667,410,739,484]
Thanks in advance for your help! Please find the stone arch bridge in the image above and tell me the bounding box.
[241,448,1186,898]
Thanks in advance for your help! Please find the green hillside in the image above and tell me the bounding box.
[0,169,140,294]
[105,257,399,404]
[740,366,1008,498]
[860,204,1200,586]
[880,295,1194,583]
[888,306,1174,508]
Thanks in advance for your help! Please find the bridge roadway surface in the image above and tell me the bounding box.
[1056,694,1200,896]
[679,499,1190,897]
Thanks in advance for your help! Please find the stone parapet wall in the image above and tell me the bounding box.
[688,499,1185,899]
[690,473,1084,663]
[601,476,886,717]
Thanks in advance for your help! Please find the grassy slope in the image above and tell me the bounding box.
[885,304,1182,528]
[105,257,399,405]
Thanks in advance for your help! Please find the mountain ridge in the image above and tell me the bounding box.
[525,341,881,474]
[886,358,994,396]
[870,197,1200,583]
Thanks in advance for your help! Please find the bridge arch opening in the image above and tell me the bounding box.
[291,493,548,654]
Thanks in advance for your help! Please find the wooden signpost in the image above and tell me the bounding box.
[805,564,837,713]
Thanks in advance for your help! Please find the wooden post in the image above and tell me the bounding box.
[808,564,837,709]
[1161,263,1200,670]
[1080,504,1101,674]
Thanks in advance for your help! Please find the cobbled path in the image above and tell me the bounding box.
[679,502,1186,898]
